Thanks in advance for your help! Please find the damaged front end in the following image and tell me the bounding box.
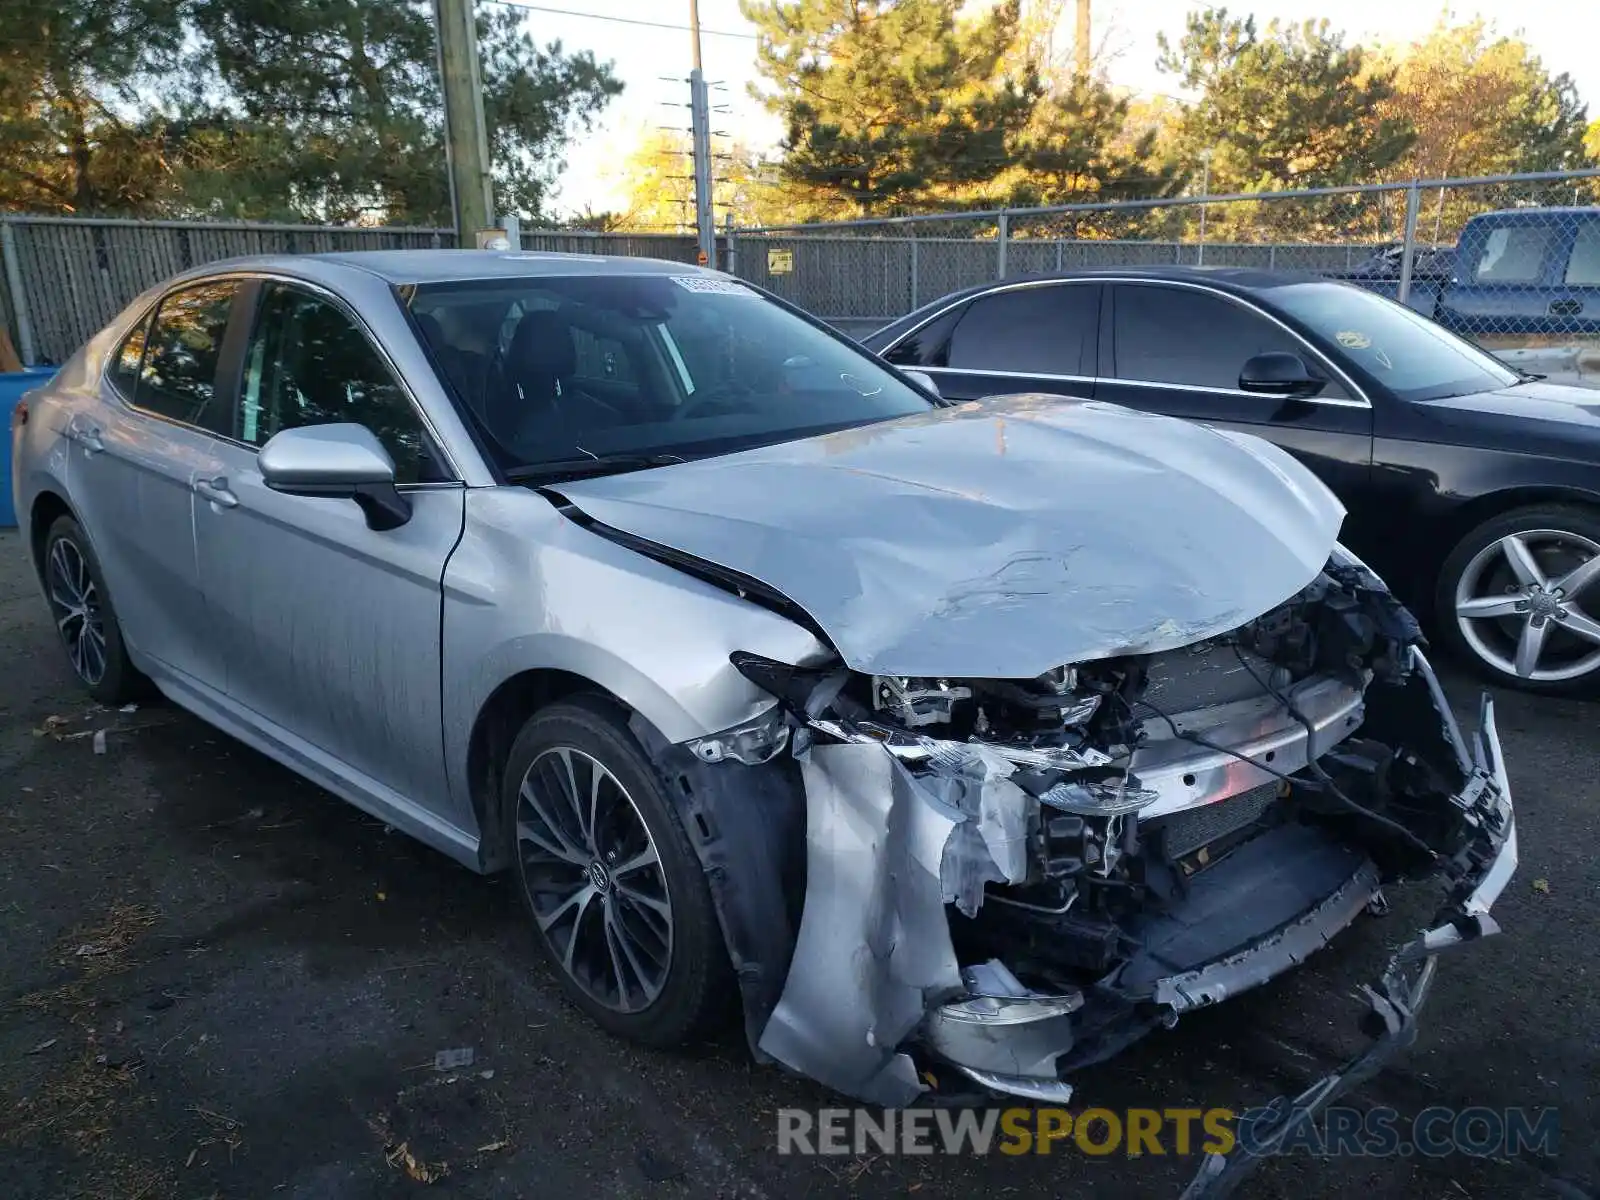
[663,552,1516,1129]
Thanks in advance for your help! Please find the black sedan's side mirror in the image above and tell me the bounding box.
[1238,352,1325,399]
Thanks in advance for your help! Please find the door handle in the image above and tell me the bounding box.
[67,420,105,454]
[193,476,239,508]
[1550,299,1583,316]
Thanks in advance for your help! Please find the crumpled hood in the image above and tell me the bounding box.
[556,395,1346,678]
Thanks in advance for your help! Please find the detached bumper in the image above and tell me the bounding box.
[1180,692,1517,1200]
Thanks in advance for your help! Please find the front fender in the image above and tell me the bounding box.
[441,486,831,833]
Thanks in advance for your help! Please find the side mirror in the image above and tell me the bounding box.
[1238,352,1325,399]
[902,369,941,398]
[258,423,412,531]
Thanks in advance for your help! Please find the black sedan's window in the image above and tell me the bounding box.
[945,284,1097,376]
[1112,285,1323,393]
[1270,281,1517,402]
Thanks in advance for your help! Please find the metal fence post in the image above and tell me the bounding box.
[996,211,1009,279]
[1397,182,1421,305]
[0,219,37,366]
[723,212,737,275]
[909,233,918,310]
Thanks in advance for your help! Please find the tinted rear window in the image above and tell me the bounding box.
[945,284,1097,376]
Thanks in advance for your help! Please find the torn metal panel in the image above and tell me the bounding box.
[914,745,1032,917]
[556,394,1346,679]
[756,743,964,1106]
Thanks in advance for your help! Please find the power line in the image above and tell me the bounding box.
[481,1,759,41]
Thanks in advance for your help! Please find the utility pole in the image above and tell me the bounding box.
[1075,0,1091,79]
[434,0,494,247]
[689,0,716,266]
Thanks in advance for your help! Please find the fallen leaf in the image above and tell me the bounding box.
[386,1141,449,1184]
[376,891,387,902]
[1532,878,1550,894]
[26,1037,58,1055]
[92,729,107,754]
[475,1139,509,1153]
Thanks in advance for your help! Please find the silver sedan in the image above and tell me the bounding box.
[11,251,1515,1185]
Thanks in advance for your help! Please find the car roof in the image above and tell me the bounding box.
[1465,206,1600,223]
[860,265,1337,347]
[174,249,718,288]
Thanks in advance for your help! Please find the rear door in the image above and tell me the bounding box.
[1438,216,1567,339]
[1546,216,1600,340]
[883,281,1099,401]
[1096,282,1375,532]
[68,281,241,689]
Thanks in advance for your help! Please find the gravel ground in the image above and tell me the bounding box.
[0,526,1595,1200]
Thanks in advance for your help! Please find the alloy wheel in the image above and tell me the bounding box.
[45,536,108,686]
[515,746,673,1013]
[1454,528,1600,682]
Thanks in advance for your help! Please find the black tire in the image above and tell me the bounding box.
[40,515,147,705]
[501,695,732,1046]
[1434,503,1600,696]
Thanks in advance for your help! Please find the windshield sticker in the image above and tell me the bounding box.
[1336,330,1371,349]
[671,276,757,296]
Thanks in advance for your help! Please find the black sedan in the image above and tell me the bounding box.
[863,267,1600,694]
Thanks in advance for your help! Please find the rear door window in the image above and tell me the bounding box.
[107,311,152,399]
[1471,224,1555,284]
[134,281,240,429]
[944,284,1098,376]
[1563,222,1600,286]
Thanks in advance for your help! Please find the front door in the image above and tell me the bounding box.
[884,281,1100,402]
[1096,282,1376,544]
[192,279,465,812]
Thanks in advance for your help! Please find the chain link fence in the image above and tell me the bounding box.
[730,169,1600,381]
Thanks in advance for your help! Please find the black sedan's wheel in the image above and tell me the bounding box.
[502,697,731,1045]
[41,515,145,705]
[1437,505,1600,694]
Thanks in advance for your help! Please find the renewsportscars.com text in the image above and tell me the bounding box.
[776,1106,1560,1159]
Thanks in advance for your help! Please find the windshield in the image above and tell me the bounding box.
[409,273,933,474]
[1270,281,1519,402]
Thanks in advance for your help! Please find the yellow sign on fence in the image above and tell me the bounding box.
[767,248,794,275]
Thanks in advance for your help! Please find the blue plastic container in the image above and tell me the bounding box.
[2,367,57,528]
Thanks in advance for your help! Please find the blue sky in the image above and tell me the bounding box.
[512,1,1600,219]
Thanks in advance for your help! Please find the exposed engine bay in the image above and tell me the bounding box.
[652,550,1516,1129]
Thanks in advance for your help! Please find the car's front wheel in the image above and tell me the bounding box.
[502,696,731,1046]
[1436,504,1600,694]
[41,515,145,705]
